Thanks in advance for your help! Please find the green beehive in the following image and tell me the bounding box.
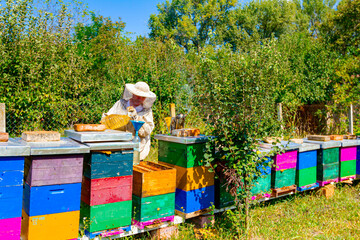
[158,141,205,168]
[317,148,339,164]
[317,162,339,181]
[132,193,175,223]
[340,160,356,178]
[80,201,132,233]
[296,166,316,187]
[271,168,296,189]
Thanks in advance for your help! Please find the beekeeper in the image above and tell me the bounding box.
[102,82,156,160]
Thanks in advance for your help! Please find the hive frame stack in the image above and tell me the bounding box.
[65,130,135,239]
[304,139,341,187]
[155,134,214,219]
[0,139,29,240]
[338,140,360,181]
[296,143,320,191]
[132,161,176,229]
[20,138,89,240]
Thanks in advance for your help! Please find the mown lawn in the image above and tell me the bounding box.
[172,183,360,240]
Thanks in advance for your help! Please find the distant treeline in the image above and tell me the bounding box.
[0,0,359,136]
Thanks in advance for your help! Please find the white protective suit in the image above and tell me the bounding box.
[102,82,156,160]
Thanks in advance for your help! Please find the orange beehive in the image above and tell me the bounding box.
[133,161,176,198]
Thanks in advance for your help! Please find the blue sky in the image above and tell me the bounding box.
[85,0,250,38]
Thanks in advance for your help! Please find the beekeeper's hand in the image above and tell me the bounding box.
[127,106,137,120]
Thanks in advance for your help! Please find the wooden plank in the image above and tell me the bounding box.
[21,210,79,240]
[0,103,5,133]
[80,201,132,233]
[0,132,8,142]
[317,178,338,187]
[271,185,296,198]
[150,225,178,240]
[132,193,175,223]
[158,140,206,168]
[175,208,212,219]
[175,185,215,214]
[307,135,330,141]
[0,217,21,240]
[23,182,81,216]
[189,214,215,228]
[25,155,83,186]
[81,175,132,206]
[330,135,343,141]
[21,131,60,142]
[162,162,214,192]
[344,135,356,139]
[133,161,176,198]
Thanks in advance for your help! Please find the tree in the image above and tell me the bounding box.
[321,0,360,56]
[149,0,237,51]
[295,0,337,38]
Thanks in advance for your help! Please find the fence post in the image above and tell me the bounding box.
[349,104,353,134]
[0,103,5,132]
[277,103,283,129]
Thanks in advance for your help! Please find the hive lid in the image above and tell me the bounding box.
[65,129,132,143]
[154,134,211,144]
[303,139,341,149]
[298,143,321,152]
[12,137,89,155]
[83,141,138,151]
[0,138,30,156]
[258,140,300,151]
[339,139,360,147]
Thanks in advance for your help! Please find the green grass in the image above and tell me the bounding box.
[173,183,360,240]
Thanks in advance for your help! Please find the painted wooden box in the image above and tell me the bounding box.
[357,146,360,175]
[82,175,132,206]
[0,156,24,187]
[175,185,214,214]
[214,180,234,209]
[297,150,317,170]
[317,162,339,181]
[83,150,133,179]
[133,161,176,198]
[271,168,296,189]
[0,185,23,219]
[21,210,79,240]
[158,140,206,168]
[317,148,339,165]
[23,182,81,216]
[296,166,316,187]
[257,157,272,176]
[340,159,356,178]
[24,154,83,186]
[340,147,357,162]
[162,162,214,192]
[251,174,271,195]
[132,193,175,222]
[80,200,132,233]
[273,150,297,171]
[0,217,21,240]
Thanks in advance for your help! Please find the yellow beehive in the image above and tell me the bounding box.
[21,210,79,240]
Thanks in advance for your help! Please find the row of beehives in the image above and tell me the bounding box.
[2,133,360,240]
[0,132,215,240]
[216,138,360,208]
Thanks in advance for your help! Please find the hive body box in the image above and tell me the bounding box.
[65,135,138,238]
[0,139,30,240]
[19,137,89,240]
[296,143,319,190]
[132,161,176,228]
[303,139,341,186]
[357,146,360,178]
[338,140,360,181]
[155,134,214,216]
